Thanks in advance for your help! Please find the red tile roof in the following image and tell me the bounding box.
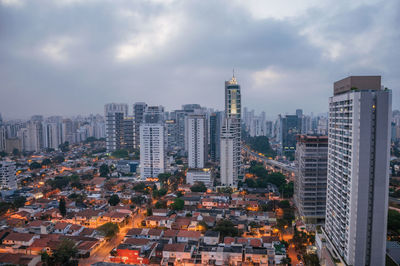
[163,243,186,252]
[176,230,201,238]
[4,232,36,242]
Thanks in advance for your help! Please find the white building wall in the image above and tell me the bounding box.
[0,161,17,190]
[187,115,206,169]
[140,124,165,179]
[324,78,391,266]
[220,134,234,186]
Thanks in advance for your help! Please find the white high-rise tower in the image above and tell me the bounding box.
[140,106,166,179]
[322,76,391,266]
[186,113,207,169]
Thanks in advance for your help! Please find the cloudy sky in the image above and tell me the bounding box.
[0,0,399,119]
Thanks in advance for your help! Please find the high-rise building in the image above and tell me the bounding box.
[165,119,178,151]
[296,109,303,118]
[321,76,391,266]
[0,126,5,152]
[105,103,128,152]
[280,114,301,153]
[140,106,165,179]
[133,102,147,149]
[0,161,17,190]
[295,135,328,225]
[186,113,207,169]
[220,75,241,187]
[210,112,223,162]
[26,119,43,152]
[43,122,62,150]
[122,117,134,150]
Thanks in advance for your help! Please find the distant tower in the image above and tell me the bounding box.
[133,102,147,149]
[104,103,128,152]
[210,112,223,162]
[220,74,241,187]
[140,106,165,179]
[186,113,207,169]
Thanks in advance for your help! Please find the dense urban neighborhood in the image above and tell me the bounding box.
[0,76,400,266]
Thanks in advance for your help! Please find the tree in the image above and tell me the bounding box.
[59,198,66,216]
[267,172,286,188]
[41,239,78,266]
[52,155,65,164]
[190,182,207,192]
[170,198,184,210]
[214,219,239,238]
[100,164,110,177]
[278,200,291,209]
[388,209,400,233]
[59,142,70,152]
[218,187,233,194]
[153,188,167,199]
[155,200,167,209]
[158,173,171,183]
[41,158,52,166]
[146,208,153,216]
[131,195,145,205]
[303,254,320,266]
[282,181,294,198]
[111,149,129,158]
[280,256,291,265]
[54,239,78,265]
[246,136,276,157]
[13,196,26,209]
[12,148,20,156]
[97,222,119,239]
[108,194,120,206]
[29,161,42,170]
[0,202,12,215]
[46,176,70,190]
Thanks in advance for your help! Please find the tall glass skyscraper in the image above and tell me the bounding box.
[220,75,241,187]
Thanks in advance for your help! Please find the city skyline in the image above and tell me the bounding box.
[1,0,399,119]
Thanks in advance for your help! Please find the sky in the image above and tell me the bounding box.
[0,0,399,119]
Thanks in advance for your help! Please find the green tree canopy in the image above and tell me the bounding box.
[170,198,184,210]
[42,239,78,266]
[246,136,276,157]
[99,164,110,177]
[13,196,26,209]
[41,158,52,166]
[214,219,239,238]
[158,173,172,183]
[97,222,119,239]
[111,149,129,158]
[59,198,66,216]
[388,209,400,233]
[108,194,120,206]
[29,161,42,170]
[190,182,207,192]
[52,155,65,164]
[153,188,168,199]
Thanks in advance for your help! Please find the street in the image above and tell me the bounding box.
[79,210,145,266]
[281,229,302,266]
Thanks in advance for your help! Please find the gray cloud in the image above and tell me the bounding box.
[0,0,398,119]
